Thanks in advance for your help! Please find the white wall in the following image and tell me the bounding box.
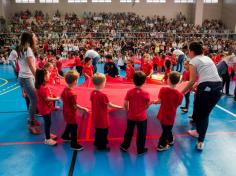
[6,0,196,22]
[203,0,222,21]
[222,0,236,32]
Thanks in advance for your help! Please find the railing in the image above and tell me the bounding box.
[0,32,236,42]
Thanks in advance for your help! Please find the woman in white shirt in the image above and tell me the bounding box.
[18,32,40,134]
[182,41,222,150]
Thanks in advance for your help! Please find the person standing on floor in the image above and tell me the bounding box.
[17,32,41,134]
[181,41,222,151]
[85,49,100,73]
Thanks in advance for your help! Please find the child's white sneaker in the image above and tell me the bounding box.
[188,130,199,138]
[196,142,204,151]
[44,139,57,146]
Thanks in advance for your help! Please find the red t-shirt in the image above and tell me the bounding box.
[83,65,93,77]
[38,60,45,68]
[75,57,82,67]
[56,60,63,72]
[37,85,55,115]
[163,68,171,83]
[126,65,135,81]
[141,62,153,76]
[182,70,190,82]
[61,87,78,124]
[90,90,109,128]
[157,87,183,125]
[125,88,150,121]
[153,56,159,65]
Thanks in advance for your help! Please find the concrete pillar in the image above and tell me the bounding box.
[194,0,204,26]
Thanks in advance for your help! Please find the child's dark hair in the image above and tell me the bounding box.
[65,70,79,85]
[84,57,92,63]
[35,68,47,89]
[164,59,172,69]
[189,41,203,55]
[105,54,113,60]
[133,71,146,86]
[168,71,180,85]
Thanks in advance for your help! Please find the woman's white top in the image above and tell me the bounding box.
[190,55,221,84]
[18,47,36,79]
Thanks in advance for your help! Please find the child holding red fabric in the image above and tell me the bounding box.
[125,59,135,81]
[61,70,88,151]
[75,53,83,76]
[91,73,122,150]
[35,68,60,146]
[56,55,63,76]
[140,53,153,78]
[152,71,183,151]
[120,71,150,155]
[180,60,190,113]
[162,59,172,83]
[83,57,93,80]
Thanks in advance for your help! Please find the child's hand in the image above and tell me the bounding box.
[82,107,89,112]
[55,97,60,101]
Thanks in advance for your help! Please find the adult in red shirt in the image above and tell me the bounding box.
[35,69,60,146]
[120,71,150,155]
[61,70,88,151]
[90,73,122,150]
[153,71,183,151]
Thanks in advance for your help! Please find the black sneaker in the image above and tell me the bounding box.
[137,148,148,155]
[71,144,84,151]
[156,145,170,152]
[120,145,128,152]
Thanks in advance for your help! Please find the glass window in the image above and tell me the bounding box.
[204,0,218,3]
[39,0,59,3]
[120,0,139,3]
[92,0,112,2]
[15,0,35,3]
[146,0,166,3]
[68,0,87,2]
[175,0,195,3]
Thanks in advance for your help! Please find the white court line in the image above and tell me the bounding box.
[215,105,236,118]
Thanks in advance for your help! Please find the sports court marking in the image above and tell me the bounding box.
[0,78,8,88]
[1,131,236,146]
[215,104,236,118]
[0,86,20,96]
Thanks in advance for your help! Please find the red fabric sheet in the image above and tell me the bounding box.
[49,76,187,109]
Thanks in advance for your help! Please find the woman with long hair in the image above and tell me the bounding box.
[181,41,222,150]
[18,32,41,134]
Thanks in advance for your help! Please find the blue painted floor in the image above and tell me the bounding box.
[0,64,236,176]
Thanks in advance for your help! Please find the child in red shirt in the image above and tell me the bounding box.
[180,60,190,113]
[125,59,135,81]
[120,71,150,155]
[162,59,172,84]
[35,68,60,146]
[152,53,159,73]
[90,73,122,150]
[152,71,183,151]
[83,57,93,80]
[38,56,45,69]
[140,54,153,78]
[56,55,63,76]
[75,53,83,76]
[61,70,88,151]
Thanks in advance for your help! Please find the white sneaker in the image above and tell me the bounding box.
[196,142,204,151]
[44,139,57,146]
[188,130,199,138]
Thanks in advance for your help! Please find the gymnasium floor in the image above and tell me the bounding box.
[0,64,236,176]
